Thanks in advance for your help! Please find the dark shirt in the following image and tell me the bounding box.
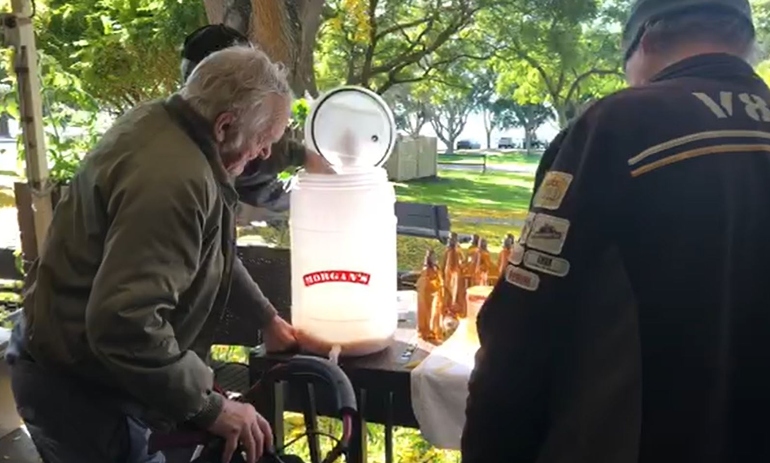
[463,53,770,463]
[234,134,306,211]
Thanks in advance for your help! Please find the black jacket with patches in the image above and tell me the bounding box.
[462,54,770,463]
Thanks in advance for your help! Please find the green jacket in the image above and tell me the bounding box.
[22,95,277,428]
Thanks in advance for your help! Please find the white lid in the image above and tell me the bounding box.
[304,86,397,168]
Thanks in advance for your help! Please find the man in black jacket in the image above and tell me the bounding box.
[182,24,332,212]
[463,1,770,462]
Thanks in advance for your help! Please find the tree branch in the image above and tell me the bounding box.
[564,68,623,105]
[360,0,380,87]
[508,37,559,102]
[374,16,434,41]
[369,4,477,76]
[376,49,497,94]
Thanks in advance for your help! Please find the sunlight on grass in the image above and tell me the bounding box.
[394,168,535,270]
[394,170,534,214]
[279,413,461,463]
[0,189,14,208]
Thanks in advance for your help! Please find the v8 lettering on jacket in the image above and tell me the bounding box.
[303,270,372,287]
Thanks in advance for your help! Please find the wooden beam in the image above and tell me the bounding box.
[8,0,54,255]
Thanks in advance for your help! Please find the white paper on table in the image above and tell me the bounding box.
[410,320,479,450]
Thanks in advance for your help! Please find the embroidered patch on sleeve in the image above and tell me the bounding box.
[523,250,570,277]
[526,214,571,256]
[519,212,537,245]
[504,264,540,291]
[532,171,573,210]
[509,242,525,265]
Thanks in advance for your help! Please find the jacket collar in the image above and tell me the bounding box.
[651,53,761,84]
[163,94,238,204]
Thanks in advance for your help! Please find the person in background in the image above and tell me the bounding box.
[7,46,293,463]
[463,1,770,462]
[181,24,333,212]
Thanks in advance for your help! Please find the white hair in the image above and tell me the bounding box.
[179,46,292,149]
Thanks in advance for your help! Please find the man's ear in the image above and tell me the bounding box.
[213,112,236,143]
[638,28,655,55]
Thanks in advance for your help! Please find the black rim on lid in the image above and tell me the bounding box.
[305,86,397,169]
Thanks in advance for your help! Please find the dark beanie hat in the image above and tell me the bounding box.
[622,0,754,60]
[181,24,250,65]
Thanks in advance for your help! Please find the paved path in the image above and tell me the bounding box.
[453,216,526,227]
[440,163,537,175]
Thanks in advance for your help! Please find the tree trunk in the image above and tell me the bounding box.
[203,0,323,97]
[555,106,568,129]
[445,142,455,155]
[524,126,534,155]
[482,108,492,149]
[0,114,10,138]
[297,0,324,97]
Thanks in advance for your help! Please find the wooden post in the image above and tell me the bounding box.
[482,153,487,174]
[5,0,54,257]
[13,182,36,266]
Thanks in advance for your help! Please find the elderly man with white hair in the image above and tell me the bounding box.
[6,46,295,463]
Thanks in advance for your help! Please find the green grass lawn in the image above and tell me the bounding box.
[395,168,536,270]
[395,169,533,213]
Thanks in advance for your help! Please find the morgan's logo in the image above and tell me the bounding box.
[303,271,371,287]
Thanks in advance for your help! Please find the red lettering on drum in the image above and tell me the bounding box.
[303,271,372,287]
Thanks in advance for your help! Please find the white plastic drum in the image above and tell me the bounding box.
[290,86,398,357]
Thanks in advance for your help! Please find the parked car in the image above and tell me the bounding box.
[498,137,515,149]
[456,140,481,150]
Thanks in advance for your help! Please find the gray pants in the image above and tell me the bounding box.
[9,355,197,463]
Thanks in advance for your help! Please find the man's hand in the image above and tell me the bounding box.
[207,399,273,463]
[295,329,335,356]
[303,149,336,174]
[263,316,298,353]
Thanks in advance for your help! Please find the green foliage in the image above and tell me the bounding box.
[490,99,550,131]
[1,50,101,184]
[0,0,205,184]
[291,98,311,131]
[758,60,770,86]
[384,84,430,137]
[316,0,486,94]
[753,0,770,59]
[38,0,205,114]
[419,60,487,151]
[486,0,625,127]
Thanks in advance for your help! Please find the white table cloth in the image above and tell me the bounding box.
[410,320,479,450]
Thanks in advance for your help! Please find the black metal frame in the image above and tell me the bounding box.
[250,341,425,463]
